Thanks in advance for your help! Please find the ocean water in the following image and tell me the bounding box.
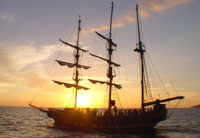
[0,107,199,138]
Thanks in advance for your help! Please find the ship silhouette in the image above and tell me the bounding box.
[29,3,184,132]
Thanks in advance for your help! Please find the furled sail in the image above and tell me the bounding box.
[88,79,122,89]
[59,38,88,52]
[95,31,117,47]
[89,53,120,67]
[55,60,90,69]
[53,80,89,90]
[143,96,184,107]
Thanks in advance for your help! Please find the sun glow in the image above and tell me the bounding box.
[77,91,91,108]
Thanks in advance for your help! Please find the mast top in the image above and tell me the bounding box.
[78,15,81,26]
[109,2,114,40]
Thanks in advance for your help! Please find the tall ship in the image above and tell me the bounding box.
[30,3,184,131]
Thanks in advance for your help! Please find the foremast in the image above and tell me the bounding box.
[108,2,114,112]
[89,2,121,111]
[54,16,90,109]
[134,4,184,111]
[74,17,81,109]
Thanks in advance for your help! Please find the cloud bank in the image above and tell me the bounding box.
[0,42,59,96]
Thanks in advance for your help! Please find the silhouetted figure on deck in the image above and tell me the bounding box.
[154,99,166,112]
[113,106,117,116]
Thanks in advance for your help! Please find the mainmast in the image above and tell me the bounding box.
[89,2,121,111]
[54,17,90,109]
[134,4,145,111]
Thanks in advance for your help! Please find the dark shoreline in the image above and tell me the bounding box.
[191,104,200,108]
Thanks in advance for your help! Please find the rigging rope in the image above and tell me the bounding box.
[30,21,79,107]
[114,87,123,109]
[52,89,70,107]
[140,20,180,98]
[146,53,170,97]
[167,99,182,118]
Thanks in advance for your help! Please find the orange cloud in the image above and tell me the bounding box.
[140,9,150,19]
[148,0,191,12]
[89,0,192,32]
[89,10,135,32]
[89,22,125,32]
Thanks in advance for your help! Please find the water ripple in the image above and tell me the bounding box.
[0,107,199,138]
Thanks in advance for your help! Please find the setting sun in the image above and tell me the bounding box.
[77,91,91,108]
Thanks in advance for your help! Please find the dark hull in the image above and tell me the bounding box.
[47,108,167,132]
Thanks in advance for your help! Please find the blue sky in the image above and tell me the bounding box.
[0,0,199,108]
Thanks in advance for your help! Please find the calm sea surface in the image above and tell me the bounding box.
[0,107,199,138]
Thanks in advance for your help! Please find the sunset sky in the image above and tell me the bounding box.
[0,0,199,108]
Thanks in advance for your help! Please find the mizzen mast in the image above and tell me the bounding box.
[54,16,90,109]
[134,4,146,111]
[134,5,184,111]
